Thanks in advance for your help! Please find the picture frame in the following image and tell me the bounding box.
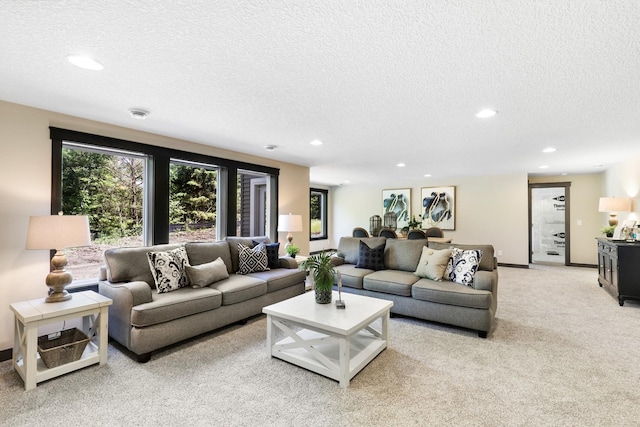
[382,188,411,230]
[421,186,456,230]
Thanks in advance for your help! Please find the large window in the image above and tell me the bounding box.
[169,161,218,243]
[62,143,147,280]
[237,169,271,237]
[310,188,328,240]
[51,127,279,283]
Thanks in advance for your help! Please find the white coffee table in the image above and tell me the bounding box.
[262,291,393,387]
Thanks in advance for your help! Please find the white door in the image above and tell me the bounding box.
[531,187,566,264]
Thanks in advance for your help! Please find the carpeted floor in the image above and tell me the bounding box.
[2,264,640,426]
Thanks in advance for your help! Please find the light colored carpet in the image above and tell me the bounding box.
[2,264,640,426]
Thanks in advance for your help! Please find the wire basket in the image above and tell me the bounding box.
[37,328,90,368]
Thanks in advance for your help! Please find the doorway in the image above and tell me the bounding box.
[529,183,571,265]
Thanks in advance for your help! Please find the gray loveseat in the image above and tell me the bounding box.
[99,236,306,362]
[332,237,498,337]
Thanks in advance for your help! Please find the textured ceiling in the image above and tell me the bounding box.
[1,1,639,185]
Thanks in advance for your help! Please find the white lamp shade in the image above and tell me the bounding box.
[598,197,631,213]
[278,214,303,232]
[26,215,91,250]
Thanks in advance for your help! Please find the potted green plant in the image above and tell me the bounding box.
[601,225,616,238]
[300,251,336,304]
[408,215,422,230]
[285,244,300,257]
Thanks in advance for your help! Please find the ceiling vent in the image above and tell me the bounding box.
[128,108,149,119]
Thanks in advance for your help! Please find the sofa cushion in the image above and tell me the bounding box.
[238,243,269,274]
[363,270,420,296]
[226,236,270,273]
[254,240,280,269]
[428,242,495,271]
[414,247,452,281]
[131,286,223,327]
[412,278,492,309]
[209,274,267,305]
[356,240,385,270]
[445,248,482,287]
[336,237,387,265]
[147,247,190,293]
[334,264,371,289]
[384,238,427,272]
[185,257,230,288]
[185,241,233,274]
[104,243,182,286]
[247,268,307,293]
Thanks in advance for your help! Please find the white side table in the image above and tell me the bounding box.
[10,290,112,390]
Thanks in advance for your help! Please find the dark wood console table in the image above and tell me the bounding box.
[597,238,640,306]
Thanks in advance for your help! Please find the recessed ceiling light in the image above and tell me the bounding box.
[264,145,277,151]
[539,165,549,169]
[67,54,104,71]
[542,147,557,153]
[396,163,406,167]
[476,109,497,118]
[423,174,432,178]
[309,139,323,146]
[128,108,149,119]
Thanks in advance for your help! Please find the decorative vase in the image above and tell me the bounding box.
[315,287,332,304]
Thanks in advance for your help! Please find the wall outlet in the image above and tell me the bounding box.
[577,219,582,226]
[497,250,503,256]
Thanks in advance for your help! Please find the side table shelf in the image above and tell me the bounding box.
[10,290,112,390]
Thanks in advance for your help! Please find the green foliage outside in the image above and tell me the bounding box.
[169,165,217,227]
[310,219,322,235]
[63,148,218,241]
[63,149,144,240]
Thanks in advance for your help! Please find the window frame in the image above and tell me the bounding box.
[50,127,280,274]
[310,188,328,241]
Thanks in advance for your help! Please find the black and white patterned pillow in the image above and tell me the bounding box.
[237,243,269,274]
[147,246,190,293]
[445,248,483,287]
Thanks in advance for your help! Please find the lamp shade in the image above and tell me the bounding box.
[26,215,91,250]
[598,197,631,213]
[278,214,303,232]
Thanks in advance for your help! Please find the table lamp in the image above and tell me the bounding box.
[598,197,631,226]
[26,213,91,302]
[278,213,302,252]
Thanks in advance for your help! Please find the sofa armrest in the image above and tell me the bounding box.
[473,270,498,293]
[98,280,153,349]
[330,256,345,266]
[278,257,299,269]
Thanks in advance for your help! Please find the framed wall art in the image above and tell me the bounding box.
[382,188,411,230]
[421,186,455,230]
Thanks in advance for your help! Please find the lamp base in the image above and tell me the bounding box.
[608,214,619,227]
[45,290,72,303]
[44,251,73,303]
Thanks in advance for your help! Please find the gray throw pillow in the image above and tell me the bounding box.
[186,257,230,288]
[414,247,452,281]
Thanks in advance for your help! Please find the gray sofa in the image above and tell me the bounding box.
[332,237,498,337]
[99,236,306,362]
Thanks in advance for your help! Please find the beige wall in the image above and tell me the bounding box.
[528,173,604,265]
[601,156,640,225]
[0,100,309,352]
[330,173,530,266]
